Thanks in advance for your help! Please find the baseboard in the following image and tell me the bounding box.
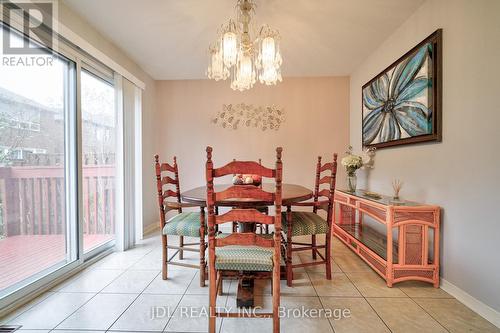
[143,223,159,237]
[440,278,500,328]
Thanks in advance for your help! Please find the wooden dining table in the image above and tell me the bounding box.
[182,183,312,207]
[181,183,313,307]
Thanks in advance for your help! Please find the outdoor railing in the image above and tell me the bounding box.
[0,165,115,238]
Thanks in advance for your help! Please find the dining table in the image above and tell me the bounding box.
[181,183,313,308]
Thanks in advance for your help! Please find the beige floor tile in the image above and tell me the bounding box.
[0,292,55,324]
[397,281,453,298]
[367,297,447,333]
[56,293,137,330]
[57,269,124,293]
[143,269,197,294]
[346,272,406,297]
[279,272,317,296]
[92,251,146,269]
[321,296,390,333]
[52,331,105,333]
[309,272,361,297]
[300,259,343,273]
[101,270,158,294]
[221,317,273,332]
[280,296,333,333]
[165,251,205,271]
[16,330,51,333]
[334,253,374,273]
[8,292,95,329]
[110,293,182,331]
[164,294,226,332]
[185,271,234,295]
[414,298,500,333]
[221,295,275,333]
[332,239,354,254]
[129,250,163,270]
[50,268,95,291]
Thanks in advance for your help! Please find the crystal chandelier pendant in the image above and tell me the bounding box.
[222,20,238,68]
[206,43,229,81]
[231,51,256,91]
[257,25,282,86]
[206,0,283,90]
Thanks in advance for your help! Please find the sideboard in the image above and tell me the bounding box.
[333,189,441,287]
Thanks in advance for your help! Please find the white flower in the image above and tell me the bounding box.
[341,155,363,168]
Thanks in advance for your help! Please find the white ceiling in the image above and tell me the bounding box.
[63,0,424,80]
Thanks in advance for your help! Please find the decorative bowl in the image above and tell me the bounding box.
[232,174,262,186]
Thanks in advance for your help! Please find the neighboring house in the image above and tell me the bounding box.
[0,87,115,166]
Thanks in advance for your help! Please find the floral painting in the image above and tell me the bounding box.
[212,103,285,131]
[362,29,442,148]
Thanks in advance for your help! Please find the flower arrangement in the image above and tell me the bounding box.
[341,146,364,192]
[341,146,363,176]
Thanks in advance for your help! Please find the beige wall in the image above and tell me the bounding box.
[350,0,500,313]
[58,2,158,229]
[156,77,349,193]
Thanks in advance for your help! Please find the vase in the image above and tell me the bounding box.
[347,174,357,193]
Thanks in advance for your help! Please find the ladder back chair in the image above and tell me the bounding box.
[155,155,207,287]
[206,146,283,333]
[283,154,338,286]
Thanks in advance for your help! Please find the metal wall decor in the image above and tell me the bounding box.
[212,103,285,131]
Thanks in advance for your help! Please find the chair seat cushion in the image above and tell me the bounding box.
[215,245,274,272]
[163,212,204,237]
[282,211,328,236]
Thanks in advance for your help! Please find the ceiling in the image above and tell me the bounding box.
[63,0,424,80]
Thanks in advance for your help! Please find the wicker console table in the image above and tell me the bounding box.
[333,189,440,287]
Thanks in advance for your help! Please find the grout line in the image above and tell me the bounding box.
[308,271,336,333]
[402,291,451,333]
[46,246,155,330]
[333,241,395,333]
[104,270,161,331]
[0,291,55,324]
[161,268,198,332]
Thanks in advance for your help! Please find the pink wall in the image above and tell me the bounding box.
[155,77,349,191]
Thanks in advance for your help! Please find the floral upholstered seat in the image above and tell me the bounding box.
[215,245,274,272]
[214,233,275,271]
[162,212,205,237]
[282,211,328,236]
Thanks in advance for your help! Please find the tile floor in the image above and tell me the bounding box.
[1,233,499,333]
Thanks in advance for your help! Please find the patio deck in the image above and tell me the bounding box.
[0,234,113,290]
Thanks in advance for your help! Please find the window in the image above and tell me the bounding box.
[81,70,117,253]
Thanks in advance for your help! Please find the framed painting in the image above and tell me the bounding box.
[362,29,442,149]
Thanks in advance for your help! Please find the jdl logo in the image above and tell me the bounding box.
[2,0,54,54]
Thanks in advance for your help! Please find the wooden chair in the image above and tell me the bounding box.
[284,154,338,286]
[206,146,283,333]
[155,155,207,287]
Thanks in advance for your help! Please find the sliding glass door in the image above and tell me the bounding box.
[0,17,126,304]
[81,70,117,253]
[0,27,76,296]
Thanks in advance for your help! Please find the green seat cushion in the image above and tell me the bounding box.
[282,211,328,236]
[163,212,204,237]
[215,245,274,272]
[216,232,274,240]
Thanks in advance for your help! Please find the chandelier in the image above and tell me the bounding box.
[206,0,283,91]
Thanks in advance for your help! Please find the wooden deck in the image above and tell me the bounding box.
[0,234,113,290]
